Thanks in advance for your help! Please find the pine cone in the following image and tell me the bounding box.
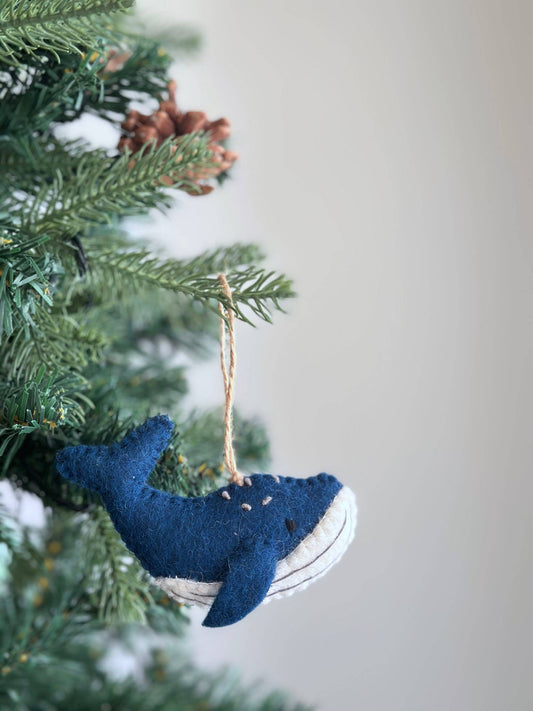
[118,81,238,195]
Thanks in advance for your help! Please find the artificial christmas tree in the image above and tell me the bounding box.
[0,1,354,707]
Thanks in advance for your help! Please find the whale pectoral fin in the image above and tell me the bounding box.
[113,415,174,482]
[202,541,278,628]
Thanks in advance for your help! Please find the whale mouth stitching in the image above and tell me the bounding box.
[266,511,348,597]
[154,485,357,609]
[270,511,347,586]
[266,485,356,601]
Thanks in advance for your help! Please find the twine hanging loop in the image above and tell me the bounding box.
[218,274,244,486]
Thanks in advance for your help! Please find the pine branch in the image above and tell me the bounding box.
[0,506,308,710]
[0,0,134,63]
[0,234,54,338]
[0,38,173,138]
[0,306,110,381]
[84,242,295,324]
[0,367,88,474]
[0,50,104,137]
[0,514,99,682]
[13,135,214,239]
[87,36,174,120]
[114,289,218,358]
[87,359,189,417]
[0,138,96,192]
[88,508,152,624]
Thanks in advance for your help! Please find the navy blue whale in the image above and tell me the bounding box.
[56,415,357,627]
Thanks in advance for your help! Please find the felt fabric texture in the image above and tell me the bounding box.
[156,483,357,619]
[55,415,357,627]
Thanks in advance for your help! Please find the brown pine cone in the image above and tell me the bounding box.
[118,80,238,194]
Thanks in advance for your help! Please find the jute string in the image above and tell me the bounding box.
[218,274,244,486]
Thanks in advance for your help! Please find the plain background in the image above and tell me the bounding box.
[130,2,532,710]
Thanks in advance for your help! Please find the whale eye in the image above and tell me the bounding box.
[285,518,297,534]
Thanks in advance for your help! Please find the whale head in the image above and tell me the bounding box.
[280,472,345,553]
[210,472,347,558]
[157,471,357,627]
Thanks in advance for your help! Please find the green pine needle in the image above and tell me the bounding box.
[0,366,88,473]
[88,508,152,624]
[0,0,134,63]
[14,135,215,238]
[84,242,296,324]
[0,306,110,382]
[0,235,54,338]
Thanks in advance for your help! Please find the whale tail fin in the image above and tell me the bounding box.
[112,415,174,480]
[56,415,174,492]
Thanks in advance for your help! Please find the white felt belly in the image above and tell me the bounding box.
[154,485,357,608]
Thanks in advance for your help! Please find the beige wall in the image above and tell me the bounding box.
[136,1,533,709]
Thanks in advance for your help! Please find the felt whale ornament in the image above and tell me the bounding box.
[56,275,357,627]
[55,414,357,627]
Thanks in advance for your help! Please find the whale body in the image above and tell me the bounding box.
[56,415,357,627]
